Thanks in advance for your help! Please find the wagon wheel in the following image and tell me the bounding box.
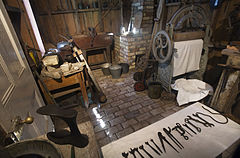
[152,30,173,63]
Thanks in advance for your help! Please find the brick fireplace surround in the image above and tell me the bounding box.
[114,0,154,68]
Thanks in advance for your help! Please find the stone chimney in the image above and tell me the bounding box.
[114,0,154,69]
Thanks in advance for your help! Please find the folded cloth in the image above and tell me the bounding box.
[173,39,203,77]
[171,78,213,106]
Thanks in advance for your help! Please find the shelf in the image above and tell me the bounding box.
[165,1,209,7]
[38,7,120,16]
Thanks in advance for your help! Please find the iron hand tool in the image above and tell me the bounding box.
[163,127,184,149]
[185,118,201,133]
[150,139,163,153]
[134,147,144,158]
[129,148,136,158]
[145,141,161,155]
[139,145,153,158]
[158,132,179,153]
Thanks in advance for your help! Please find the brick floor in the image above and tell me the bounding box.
[88,69,186,147]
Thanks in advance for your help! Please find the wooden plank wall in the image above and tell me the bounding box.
[4,0,121,50]
[5,0,39,50]
[32,0,121,45]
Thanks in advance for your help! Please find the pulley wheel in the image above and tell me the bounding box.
[152,30,173,63]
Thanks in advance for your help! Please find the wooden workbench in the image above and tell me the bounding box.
[73,34,113,69]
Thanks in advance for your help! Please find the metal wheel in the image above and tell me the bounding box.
[152,30,172,63]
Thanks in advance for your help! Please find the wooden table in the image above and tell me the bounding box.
[73,34,113,69]
[40,70,89,108]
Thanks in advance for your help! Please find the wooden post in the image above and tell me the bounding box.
[59,0,70,35]
[46,0,58,43]
[97,0,104,32]
[77,72,89,108]
[70,0,81,34]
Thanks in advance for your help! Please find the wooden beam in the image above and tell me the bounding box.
[38,8,100,16]
[98,0,104,32]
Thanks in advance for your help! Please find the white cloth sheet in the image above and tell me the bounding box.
[102,102,240,158]
[173,39,203,77]
[171,78,213,106]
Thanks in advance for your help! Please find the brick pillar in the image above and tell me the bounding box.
[114,0,154,69]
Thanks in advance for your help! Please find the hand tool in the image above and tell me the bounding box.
[122,152,128,158]
[139,145,153,158]
[145,141,161,155]
[129,148,136,158]
[163,127,184,149]
[192,113,214,127]
[176,123,192,137]
[182,123,197,135]
[186,115,212,127]
[179,124,193,137]
[150,139,163,153]
[184,118,201,133]
[134,147,144,158]
[158,132,179,153]
[172,123,189,140]
[198,106,228,124]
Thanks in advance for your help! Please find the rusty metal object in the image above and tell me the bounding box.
[157,4,211,92]
[152,30,173,63]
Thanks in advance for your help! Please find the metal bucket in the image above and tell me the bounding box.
[119,63,129,74]
[101,63,111,76]
[109,65,122,79]
[148,82,162,99]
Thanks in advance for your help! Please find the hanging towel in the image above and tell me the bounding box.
[173,39,203,77]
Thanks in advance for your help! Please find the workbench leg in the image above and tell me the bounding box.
[106,46,111,63]
[78,72,89,108]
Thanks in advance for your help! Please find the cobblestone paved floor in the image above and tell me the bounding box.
[87,69,187,147]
